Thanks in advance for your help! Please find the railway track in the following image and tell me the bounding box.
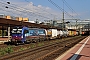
[40,36,86,60]
[0,36,86,60]
[0,36,81,51]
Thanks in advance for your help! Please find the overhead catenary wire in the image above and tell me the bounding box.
[0,3,33,19]
[24,0,62,20]
[0,7,23,17]
[48,0,83,30]
[48,0,74,19]
[0,0,51,20]
[0,2,35,18]
[62,0,81,19]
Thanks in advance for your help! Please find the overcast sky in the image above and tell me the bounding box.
[0,0,90,22]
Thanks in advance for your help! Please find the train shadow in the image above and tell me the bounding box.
[4,41,12,45]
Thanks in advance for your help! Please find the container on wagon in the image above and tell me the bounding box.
[47,29,57,39]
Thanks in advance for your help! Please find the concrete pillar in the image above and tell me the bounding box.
[8,27,10,40]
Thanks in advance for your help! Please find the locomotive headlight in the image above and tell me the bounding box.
[21,35,23,38]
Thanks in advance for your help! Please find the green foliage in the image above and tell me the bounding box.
[0,45,13,56]
[38,43,44,46]
[31,44,36,48]
[5,45,13,54]
[20,47,25,51]
[0,48,6,55]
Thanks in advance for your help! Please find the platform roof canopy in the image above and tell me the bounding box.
[0,18,62,30]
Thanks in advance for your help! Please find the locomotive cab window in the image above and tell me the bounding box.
[24,30,29,34]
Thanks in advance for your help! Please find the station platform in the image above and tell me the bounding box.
[0,37,9,44]
[55,36,90,60]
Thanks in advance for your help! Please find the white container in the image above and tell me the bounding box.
[57,30,60,36]
[47,29,57,39]
[60,30,64,36]
[52,29,57,37]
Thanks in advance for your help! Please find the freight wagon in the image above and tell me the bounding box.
[62,30,68,37]
[81,31,90,36]
[47,29,57,39]
[68,29,79,36]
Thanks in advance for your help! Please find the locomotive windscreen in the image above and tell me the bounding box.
[11,27,22,34]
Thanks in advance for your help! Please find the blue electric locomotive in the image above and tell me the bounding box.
[11,26,29,45]
[11,26,46,45]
